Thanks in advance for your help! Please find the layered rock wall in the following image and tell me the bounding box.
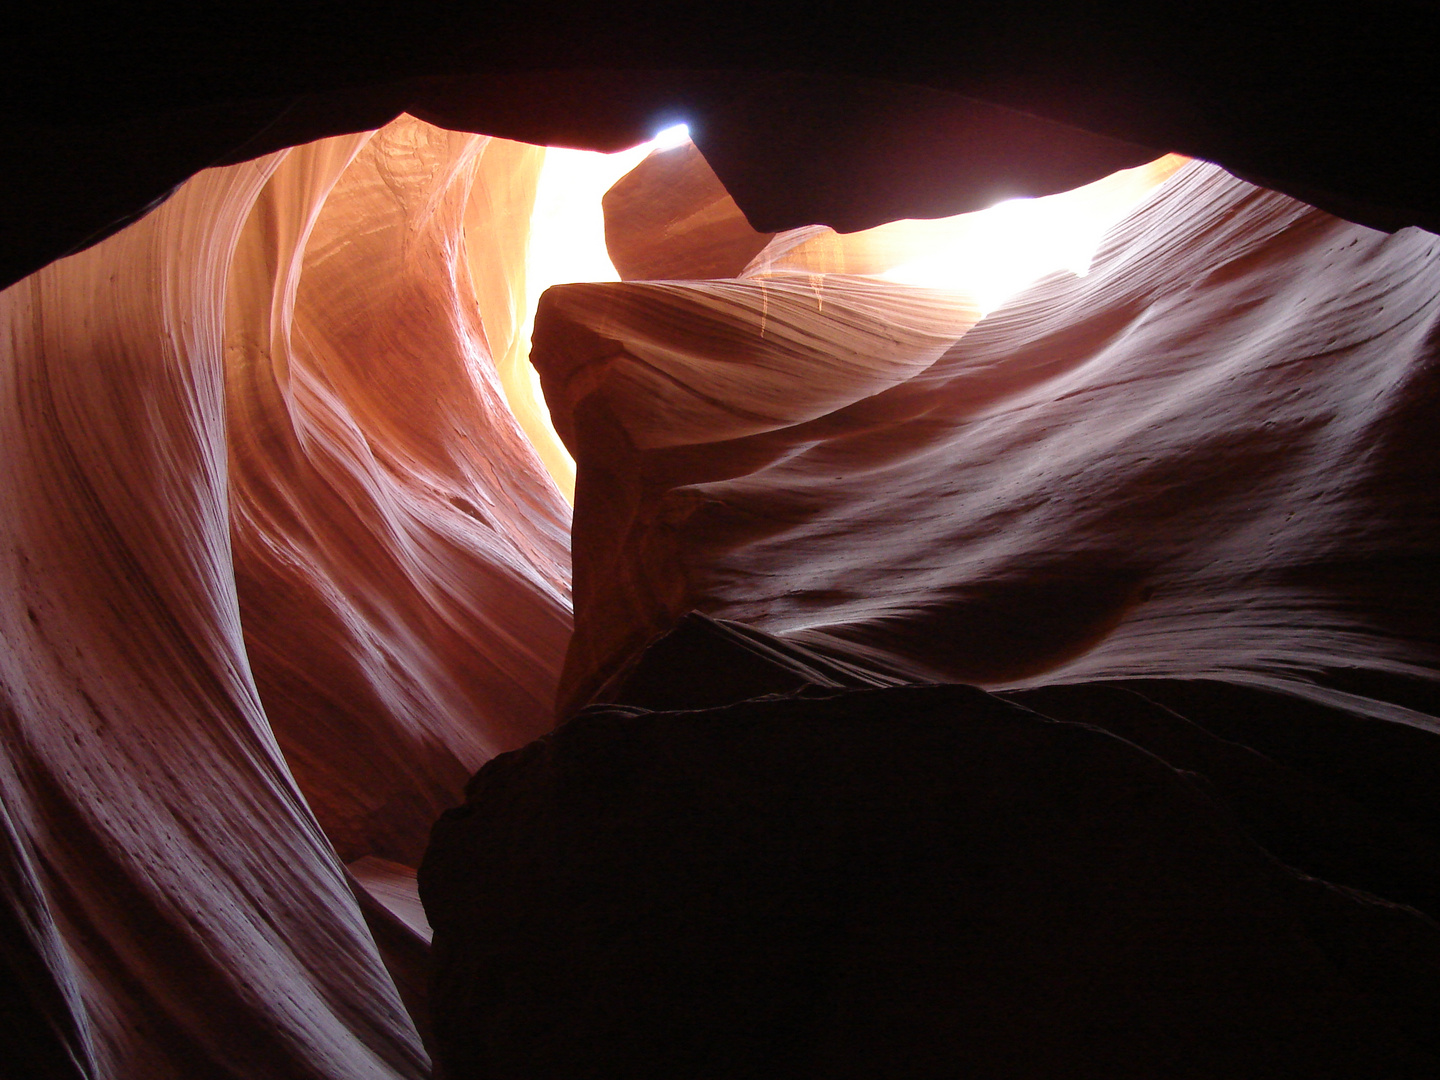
[0,148,431,1079]
[0,116,572,1078]
[427,156,1440,1079]
[540,162,1440,726]
[227,117,571,867]
[4,96,1440,1079]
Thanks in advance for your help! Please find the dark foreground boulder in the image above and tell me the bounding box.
[422,677,1440,1079]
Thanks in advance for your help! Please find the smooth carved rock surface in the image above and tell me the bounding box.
[0,115,573,1078]
[3,86,1440,1080]
[537,161,1440,725]
[603,142,775,281]
[227,117,571,867]
[533,273,982,710]
[0,153,427,1080]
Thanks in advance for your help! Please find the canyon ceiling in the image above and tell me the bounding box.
[4,6,1440,1078]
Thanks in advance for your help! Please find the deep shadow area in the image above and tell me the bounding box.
[422,620,1440,1079]
[7,6,1440,286]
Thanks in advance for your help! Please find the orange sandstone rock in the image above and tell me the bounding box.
[3,82,1440,1079]
[532,273,982,711]
[227,117,571,867]
[0,114,573,1078]
[0,147,429,1079]
[603,142,775,281]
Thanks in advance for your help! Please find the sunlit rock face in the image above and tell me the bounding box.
[602,142,775,281]
[0,115,571,1077]
[535,273,981,712]
[5,78,1440,1080]
[541,160,1440,726]
[0,153,428,1080]
[227,117,571,867]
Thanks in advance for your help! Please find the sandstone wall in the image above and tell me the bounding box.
[0,116,571,1078]
[542,162,1440,730]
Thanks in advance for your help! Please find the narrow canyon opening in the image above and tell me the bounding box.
[505,129,1185,501]
[337,118,1186,922]
[246,115,1188,889]
[4,69,1440,1080]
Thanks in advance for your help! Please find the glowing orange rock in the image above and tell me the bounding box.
[227,117,572,867]
[3,81,1439,1077]
[603,142,775,281]
[0,149,430,1078]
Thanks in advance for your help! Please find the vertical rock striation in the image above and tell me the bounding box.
[0,115,573,1078]
[0,151,430,1079]
[4,68,1440,1077]
[226,117,571,867]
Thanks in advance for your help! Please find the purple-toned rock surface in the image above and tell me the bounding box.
[539,163,1440,729]
[0,116,571,1078]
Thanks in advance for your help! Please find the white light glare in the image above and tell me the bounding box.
[653,123,691,149]
[878,155,1187,315]
[881,195,1102,315]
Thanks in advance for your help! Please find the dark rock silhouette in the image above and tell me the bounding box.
[423,630,1440,1077]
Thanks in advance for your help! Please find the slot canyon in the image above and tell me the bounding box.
[4,8,1440,1078]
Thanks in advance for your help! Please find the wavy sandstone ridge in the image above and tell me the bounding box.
[0,116,571,1078]
[415,153,1440,1080]
[535,273,981,709]
[227,117,571,868]
[542,161,1440,725]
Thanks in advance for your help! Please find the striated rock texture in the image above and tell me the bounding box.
[416,158,1440,1077]
[0,151,428,1080]
[4,50,1440,1080]
[540,161,1440,724]
[0,115,572,1078]
[227,117,571,867]
[534,273,982,711]
[603,142,775,281]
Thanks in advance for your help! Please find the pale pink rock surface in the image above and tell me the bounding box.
[0,115,572,1078]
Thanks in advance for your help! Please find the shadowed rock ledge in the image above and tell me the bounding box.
[421,622,1440,1078]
